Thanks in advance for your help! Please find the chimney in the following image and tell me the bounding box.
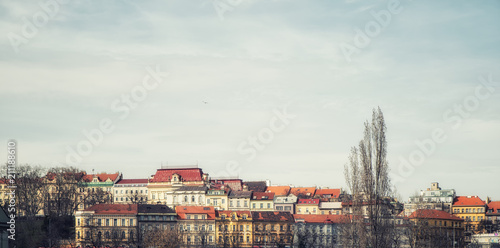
[243,184,248,191]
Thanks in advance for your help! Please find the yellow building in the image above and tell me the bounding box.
[206,186,229,210]
[75,204,138,247]
[250,192,275,211]
[296,199,320,214]
[451,196,486,233]
[216,210,253,247]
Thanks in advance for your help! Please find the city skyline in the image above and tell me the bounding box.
[1,0,499,201]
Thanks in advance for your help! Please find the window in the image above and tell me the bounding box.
[244,201,248,207]
[192,196,195,202]
[209,225,213,231]
[185,196,188,202]
[247,236,250,243]
[246,225,249,231]
[253,203,256,209]
[240,225,243,231]
[114,219,117,226]
[106,219,110,226]
[122,219,126,226]
[222,198,225,204]
[237,200,241,207]
[97,219,102,226]
[267,203,271,209]
[285,206,291,211]
[260,203,263,209]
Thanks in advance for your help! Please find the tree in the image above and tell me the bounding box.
[16,164,48,217]
[343,107,393,248]
[141,227,183,248]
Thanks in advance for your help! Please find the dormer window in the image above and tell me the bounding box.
[172,174,181,183]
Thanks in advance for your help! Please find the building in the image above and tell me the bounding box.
[296,199,320,215]
[113,179,149,204]
[408,209,464,247]
[244,181,268,192]
[486,200,500,232]
[265,186,291,196]
[206,185,229,210]
[137,204,177,244]
[319,202,342,215]
[176,206,217,247]
[75,204,138,248]
[78,173,122,210]
[251,211,294,247]
[250,192,275,211]
[216,210,253,247]
[273,194,297,214]
[452,196,486,233]
[290,187,316,199]
[404,182,456,216]
[470,233,500,248]
[293,214,346,247]
[228,191,252,211]
[147,167,209,207]
[314,188,342,202]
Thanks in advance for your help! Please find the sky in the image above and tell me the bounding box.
[1,0,499,201]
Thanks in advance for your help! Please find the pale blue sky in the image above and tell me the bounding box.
[1,0,499,201]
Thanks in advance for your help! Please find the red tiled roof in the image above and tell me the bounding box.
[314,189,341,198]
[175,206,216,220]
[265,186,291,196]
[85,204,137,215]
[116,179,149,184]
[453,196,486,206]
[252,192,275,200]
[150,168,203,183]
[409,209,463,221]
[294,214,349,224]
[297,199,320,205]
[487,201,500,215]
[290,187,316,197]
[83,173,120,182]
[251,211,294,222]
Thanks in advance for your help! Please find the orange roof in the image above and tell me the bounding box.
[175,206,216,220]
[85,204,137,215]
[265,186,291,196]
[453,196,486,206]
[315,189,341,198]
[487,201,500,215]
[290,187,316,197]
[409,209,463,221]
[294,214,349,224]
[83,173,120,182]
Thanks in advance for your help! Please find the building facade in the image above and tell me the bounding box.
[216,210,253,247]
[75,204,138,248]
[113,179,148,204]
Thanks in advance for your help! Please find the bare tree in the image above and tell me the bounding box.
[343,107,393,248]
[141,227,183,248]
[45,167,86,217]
[16,164,47,217]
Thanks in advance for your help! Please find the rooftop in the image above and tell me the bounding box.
[138,204,175,214]
[150,168,204,183]
[244,181,267,192]
[265,186,291,196]
[251,211,294,222]
[409,209,463,221]
[252,192,275,200]
[85,204,137,215]
[175,206,216,220]
[453,196,486,206]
